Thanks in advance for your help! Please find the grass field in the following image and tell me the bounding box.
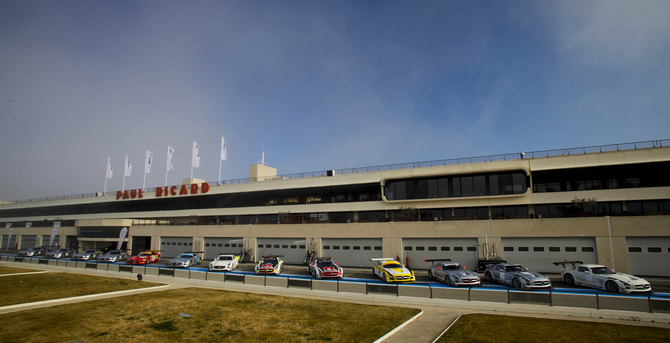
[0,271,161,306]
[438,314,670,343]
[0,287,420,343]
[0,265,42,275]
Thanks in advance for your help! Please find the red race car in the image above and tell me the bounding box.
[127,250,162,265]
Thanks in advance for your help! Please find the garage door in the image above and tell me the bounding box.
[322,238,383,268]
[42,235,61,249]
[2,235,17,250]
[160,237,194,258]
[627,237,670,277]
[403,238,479,271]
[257,238,305,265]
[20,235,37,249]
[501,237,598,273]
[204,237,244,260]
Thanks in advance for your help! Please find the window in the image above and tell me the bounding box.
[416,246,425,251]
[290,245,297,249]
[333,246,340,250]
[648,247,662,253]
[503,247,514,252]
[218,244,223,247]
[177,242,181,246]
[225,244,231,247]
[428,246,437,251]
[343,246,350,250]
[628,247,642,252]
[582,247,594,252]
[518,247,529,252]
[404,246,413,251]
[274,245,280,248]
[454,247,463,251]
[549,247,560,252]
[161,242,166,245]
[353,246,361,250]
[441,247,450,251]
[324,246,330,250]
[282,245,288,249]
[534,247,544,252]
[231,244,237,247]
[467,247,476,251]
[565,247,577,252]
[374,246,382,250]
[258,244,263,248]
[205,243,210,247]
[364,246,371,250]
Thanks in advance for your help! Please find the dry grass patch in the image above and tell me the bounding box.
[0,272,161,306]
[0,265,42,275]
[438,314,670,343]
[0,288,420,343]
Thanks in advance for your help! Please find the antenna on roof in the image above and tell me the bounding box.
[259,142,268,166]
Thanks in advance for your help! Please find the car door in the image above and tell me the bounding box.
[574,266,593,286]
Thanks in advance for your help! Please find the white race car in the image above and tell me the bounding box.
[371,258,415,283]
[555,261,652,294]
[209,254,239,272]
[255,255,284,275]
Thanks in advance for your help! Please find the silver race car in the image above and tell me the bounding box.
[17,246,50,257]
[555,260,652,294]
[45,248,76,259]
[484,263,551,289]
[168,252,202,268]
[71,249,103,261]
[308,257,343,279]
[425,259,480,286]
[97,249,129,263]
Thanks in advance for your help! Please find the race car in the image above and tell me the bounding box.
[209,254,239,272]
[425,259,480,286]
[168,252,201,268]
[97,249,129,263]
[71,249,103,261]
[484,263,551,290]
[127,250,162,265]
[45,248,76,259]
[255,255,284,275]
[17,246,51,257]
[371,258,415,283]
[555,260,652,294]
[308,257,343,279]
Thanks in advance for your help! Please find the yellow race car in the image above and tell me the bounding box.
[371,258,415,283]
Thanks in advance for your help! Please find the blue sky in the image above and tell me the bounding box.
[1,1,669,201]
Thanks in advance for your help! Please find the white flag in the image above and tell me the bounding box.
[167,146,175,171]
[145,150,153,174]
[106,157,113,179]
[221,136,227,161]
[125,154,132,177]
[192,141,200,168]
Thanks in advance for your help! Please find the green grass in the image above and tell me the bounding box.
[0,272,161,306]
[0,265,42,275]
[0,288,420,343]
[438,314,670,343]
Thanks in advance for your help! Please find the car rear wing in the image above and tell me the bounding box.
[262,255,284,258]
[424,259,451,265]
[370,258,395,261]
[552,260,584,270]
[185,251,204,255]
[312,257,332,261]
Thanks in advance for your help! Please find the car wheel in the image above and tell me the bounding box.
[188,261,192,268]
[606,280,619,293]
[564,273,575,285]
[428,269,434,280]
[485,272,493,282]
[513,278,522,289]
[385,273,391,283]
[372,268,377,278]
[445,275,452,286]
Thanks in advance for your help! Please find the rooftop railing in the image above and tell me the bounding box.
[5,139,669,205]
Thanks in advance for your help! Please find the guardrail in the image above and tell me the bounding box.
[4,139,669,205]
[3,255,670,314]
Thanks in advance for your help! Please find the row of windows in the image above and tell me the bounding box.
[257,244,307,249]
[161,242,194,246]
[204,243,243,248]
[323,245,382,251]
[503,246,595,252]
[532,161,670,193]
[384,172,528,201]
[628,247,669,253]
[404,246,477,252]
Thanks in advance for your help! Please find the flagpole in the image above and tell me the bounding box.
[165,147,169,187]
[218,159,222,184]
[104,158,108,194]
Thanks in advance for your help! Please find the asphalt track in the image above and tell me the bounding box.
[2,261,670,343]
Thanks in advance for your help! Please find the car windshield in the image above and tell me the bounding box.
[139,253,151,257]
[109,251,121,255]
[57,249,69,252]
[385,263,402,269]
[317,261,334,268]
[443,264,461,270]
[83,250,97,253]
[591,267,615,274]
[179,254,193,258]
[505,266,524,272]
[263,258,278,264]
[29,247,41,251]
[218,256,233,261]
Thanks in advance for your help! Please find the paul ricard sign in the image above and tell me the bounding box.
[116,182,210,200]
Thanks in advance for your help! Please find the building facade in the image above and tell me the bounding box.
[1,140,669,276]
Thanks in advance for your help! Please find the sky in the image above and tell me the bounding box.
[1,1,669,202]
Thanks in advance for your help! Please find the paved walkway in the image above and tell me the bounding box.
[2,262,670,342]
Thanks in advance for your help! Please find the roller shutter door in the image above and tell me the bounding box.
[20,235,37,249]
[626,237,670,277]
[322,238,383,268]
[257,238,305,264]
[2,235,17,250]
[204,237,244,260]
[160,237,194,258]
[501,237,597,273]
[42,235,61,249]
[402,238,479,271]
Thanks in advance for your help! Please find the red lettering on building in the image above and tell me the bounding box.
[120,183,211,200]
[191,183,199,194]
[179,184,188,195]
[116,191,123,200]
[122,190,130,199]
[130,190,137,199]
[170,185,177,196]
[201,182,209,193]
[156,187,163,197]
